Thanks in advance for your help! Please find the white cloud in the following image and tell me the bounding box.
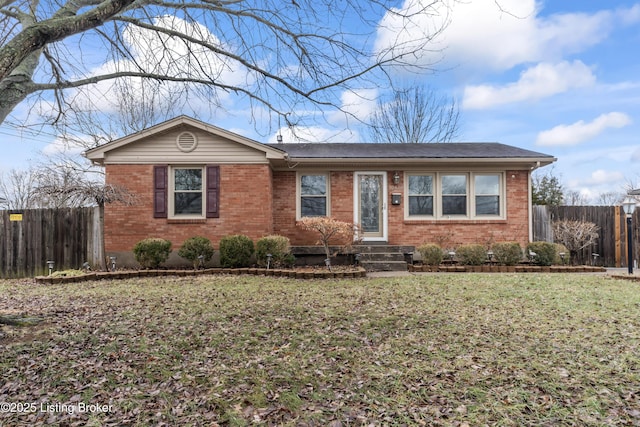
[337,89,378,123]
[375,0,618,72]
[463,61,595,109]
[536,112,632,147]
[583,169,625,186]
[41,136,87,157]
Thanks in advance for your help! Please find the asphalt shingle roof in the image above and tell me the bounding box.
[267,142,554,160]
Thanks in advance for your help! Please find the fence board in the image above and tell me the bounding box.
[0,207,103,278]
[533,205,637,267]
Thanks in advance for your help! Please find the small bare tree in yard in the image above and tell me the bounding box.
[297,217,360,270]
[553,220,600,263]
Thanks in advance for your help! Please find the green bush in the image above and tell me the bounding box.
[178,236,215,269]
[526,241,557,266]
[417,243,444,266]
[554,243,571,265]
[256,235,294,268]
[133,237,172,269]
[219,234,255,268]
[456,244,488,266]
[491,242,523,266]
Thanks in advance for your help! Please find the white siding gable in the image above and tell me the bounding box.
[101,127,272,165]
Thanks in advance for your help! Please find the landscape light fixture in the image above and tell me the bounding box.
[47,260,54,275]
[622,196,637,274]
[559,252,566,265]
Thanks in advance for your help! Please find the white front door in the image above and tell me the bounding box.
[354,172,388,242]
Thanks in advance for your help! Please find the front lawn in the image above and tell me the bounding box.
[1,274,639,426]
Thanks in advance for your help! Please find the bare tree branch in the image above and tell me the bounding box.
[368,85,460,143]
[1,0,452,128]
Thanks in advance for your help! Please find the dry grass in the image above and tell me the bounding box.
[1,273,640,426]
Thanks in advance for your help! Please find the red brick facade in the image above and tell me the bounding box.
[105,164,273,252]
[272,169,531,249]
[104,164,531,263]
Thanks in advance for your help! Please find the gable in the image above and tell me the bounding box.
[101,126,270,164]
[84,116,285,165]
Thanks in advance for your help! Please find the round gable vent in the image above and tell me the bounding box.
[176,131,198,152]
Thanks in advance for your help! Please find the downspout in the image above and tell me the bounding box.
[529,161,541,243]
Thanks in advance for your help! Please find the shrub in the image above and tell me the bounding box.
[552,220,599,259]
[297,216,358,269]
[178,236,215,269]
[554,243,571,265]
[256,235,294,268]
[133,237,172,269]
[219,234,255,268]
[526,241,557,266]
[455,244,488,266]
[417,243,443,266]
[491,242,523,266]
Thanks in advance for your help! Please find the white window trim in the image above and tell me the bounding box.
[168,165,206,219]
[404,171,506,220]
[473,172,504,218]
[296,172,331,219]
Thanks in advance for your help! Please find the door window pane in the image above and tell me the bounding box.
[360,175,381,232]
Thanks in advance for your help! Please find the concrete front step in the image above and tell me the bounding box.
[358,252,406,262]
[360,260,409,272]
[353,245,415,272]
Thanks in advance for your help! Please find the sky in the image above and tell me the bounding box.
[1,0,640,204]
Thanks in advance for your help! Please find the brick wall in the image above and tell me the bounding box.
[104,164,274,252]
[273,171,355,245]
[107,166,532,260]
[273,169,531,249]
[389,170,531,249]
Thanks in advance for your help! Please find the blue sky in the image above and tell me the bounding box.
[1,0,640,203]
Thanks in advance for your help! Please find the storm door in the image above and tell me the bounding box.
[354,172,387,241]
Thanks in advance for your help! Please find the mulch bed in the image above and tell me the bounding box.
[409,264,606,273]
[34,266,367,284]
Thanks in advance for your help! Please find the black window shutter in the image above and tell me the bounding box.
[153,165,168,218]
[206,165,220,218]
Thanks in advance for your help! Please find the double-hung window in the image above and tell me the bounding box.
[153,165,219,219]
[441,174,467,216]
[406,172,503,219]
[173,167,203,216]
[408,175,434,216]
[475,174,500,216]
[299,174,329,217]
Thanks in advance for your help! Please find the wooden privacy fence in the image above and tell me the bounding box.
[0,207,103,278]
[533,205,639,267]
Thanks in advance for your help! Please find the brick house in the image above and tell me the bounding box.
[85,116,555,268]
